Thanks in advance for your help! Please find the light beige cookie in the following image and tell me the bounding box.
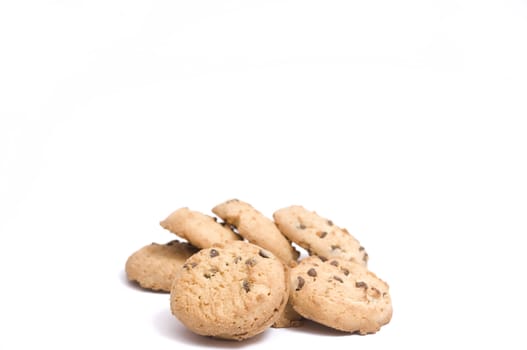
[290,256,392,334]
[212,199,299,263]
[160,207,240,248]
[125,240,199,292]
[170,241,289,341]
[274,205,368,265]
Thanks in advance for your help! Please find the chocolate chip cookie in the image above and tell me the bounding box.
[274,205,368,265]
[212,199,299,263]
[290,256,392,334]
[125,240,198,292]
[170,241,289,340]
[160,207,240,248]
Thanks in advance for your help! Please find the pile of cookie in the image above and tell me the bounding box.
[125,199,392,341]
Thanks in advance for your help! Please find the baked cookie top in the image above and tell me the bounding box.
[212,199,299,264]
[273,205,368,265]
[170,241,289,341]
[125,240,198,292]
[160,207,240,248]
[290,256,392,334]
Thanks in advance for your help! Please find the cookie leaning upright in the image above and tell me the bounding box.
[160,207,240,248]
[274,205,368,265]
[170,241,289,341]
[125,240,199,292]
[212,199,299,264]
[290,256,392,334]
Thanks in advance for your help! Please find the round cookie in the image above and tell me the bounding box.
[125,240,199,292]
[170,241,289,341]
[160,207,240,248]
[274,205,368,265]
[212,199,299,263]
[290,256,392,334]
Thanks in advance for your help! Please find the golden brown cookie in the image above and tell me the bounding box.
[170,241,289,340]
[274,205,368,265]
[160,207,240,248]
[125,240,199,292]
[212,199,299,264]
[290,256,392,334]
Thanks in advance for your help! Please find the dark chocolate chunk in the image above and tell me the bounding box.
[242,279,250,292]
[316,231,328,238]
[355,281,367,288]
[296,276,305,291]
[333,276,344,283]
[210,249,219,258]
[307,268,317,277]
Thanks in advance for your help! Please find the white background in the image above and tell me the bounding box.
[1,0,527,348]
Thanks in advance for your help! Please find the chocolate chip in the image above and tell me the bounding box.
[182,264,189,270]
[259,249,271,258]
[327,220,333,226]
[298,223,306,229]
[333,276,344,283]
[316,231,328,238]
[363,252,369,263]
[234,256,242,264]
[318,256,328,262]
[340,267,350,276]
[307,268,317,277]
[210,249,219,258]
[330,260,339,267]
[369,287,381,298]
[242,279,250,292]
[245,258,257,267]
[296,276,305,291]
[331,245,341,251]
[359,246,365,252]
[212,217,218,222]
[355,281,367,288]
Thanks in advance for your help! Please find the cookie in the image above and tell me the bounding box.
[160,207,240,248]
[212,199,299,263]
[273,205,368,265]
[170,241,289,340]
[125,240,199,292]
[290,256,392,334]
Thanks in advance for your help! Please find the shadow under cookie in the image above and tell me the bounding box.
[152,308,269,347]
